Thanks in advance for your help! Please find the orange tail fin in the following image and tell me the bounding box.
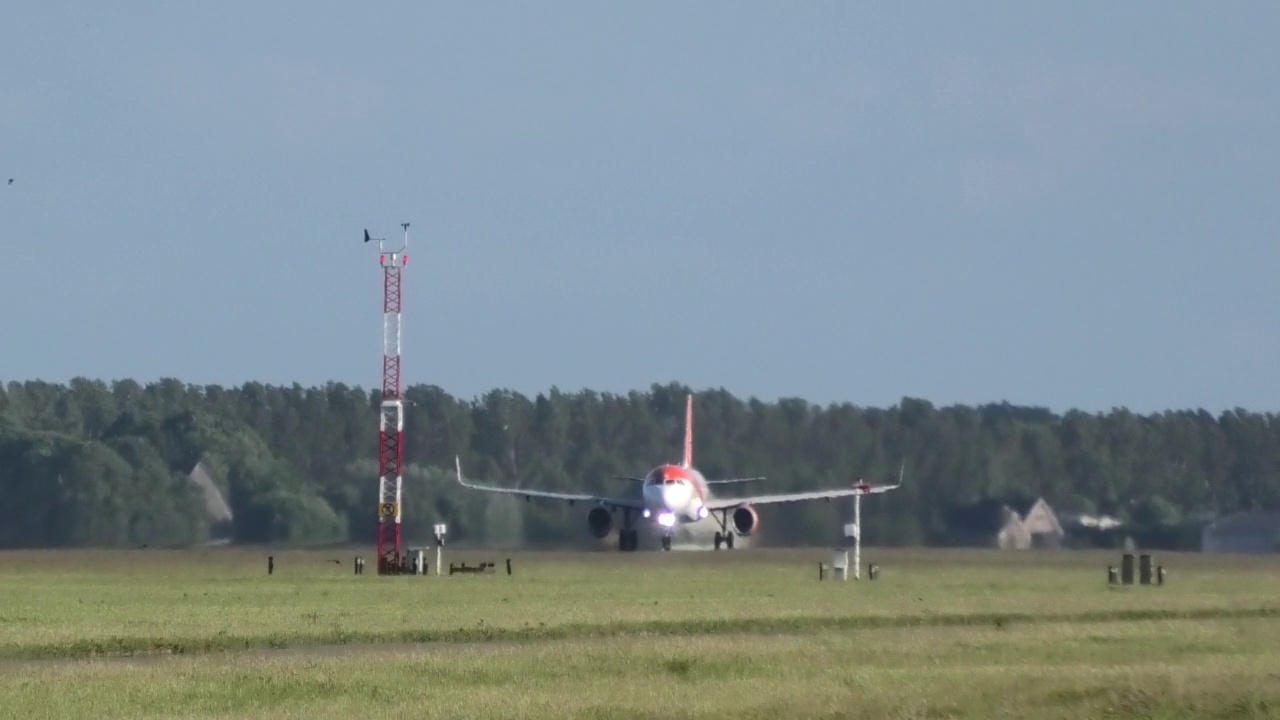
[683,393,693,468]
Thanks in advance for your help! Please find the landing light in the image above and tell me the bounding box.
[697,506,708,519]
[658,512,676,528]
[642,509,651,519]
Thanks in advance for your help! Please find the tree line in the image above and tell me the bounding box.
[2,377,1278,550]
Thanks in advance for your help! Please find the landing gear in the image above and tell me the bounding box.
[712,509,738,550]
[661,534,672,551]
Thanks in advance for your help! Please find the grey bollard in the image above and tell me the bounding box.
[869,563,880,580]
[1107,565,1118,585]
[506,558,512,576]
[1157,565,1166,586]
[1139,554,1153,585]
[1121,554,1135,585]
[268,556,274,575]
[818,562,825,581]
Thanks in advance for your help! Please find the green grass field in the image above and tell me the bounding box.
[3,546,1280,718]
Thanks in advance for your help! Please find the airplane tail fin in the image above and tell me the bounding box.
[682,393,693,468]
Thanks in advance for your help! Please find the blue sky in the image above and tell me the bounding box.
[2,2,1277,414]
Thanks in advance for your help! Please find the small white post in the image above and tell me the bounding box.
[853,493,862,580]
[433,523,447,576]
[831,549,849,581]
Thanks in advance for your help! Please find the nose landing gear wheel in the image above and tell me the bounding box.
[661,534,672,551]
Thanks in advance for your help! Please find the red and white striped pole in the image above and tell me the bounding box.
[371,224,409,574]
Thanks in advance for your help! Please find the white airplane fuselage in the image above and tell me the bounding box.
[640,463,711,528]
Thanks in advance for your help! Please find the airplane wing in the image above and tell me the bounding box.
[704,463,904,510]
[704,476,765,485]
[455,457,646,510]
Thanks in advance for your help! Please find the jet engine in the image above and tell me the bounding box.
[731,504,759,536]
[587,507,613,539]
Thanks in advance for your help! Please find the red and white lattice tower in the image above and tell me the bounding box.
[370,223,409,574]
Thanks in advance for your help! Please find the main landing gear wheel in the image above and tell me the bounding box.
[714,531,736,550]
[618,529,639,552]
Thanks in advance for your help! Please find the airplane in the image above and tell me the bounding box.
[454,393,903,551]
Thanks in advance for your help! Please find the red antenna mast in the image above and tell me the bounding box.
[369,223,409,574]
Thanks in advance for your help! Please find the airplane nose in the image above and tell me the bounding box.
[661,484,686,508]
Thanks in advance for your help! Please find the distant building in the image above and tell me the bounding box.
[1201,512,1280,554]
[1013,498,1065,549]
[945,499,1031,549]
[945,496,1064,550]
[188,461,234,543]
